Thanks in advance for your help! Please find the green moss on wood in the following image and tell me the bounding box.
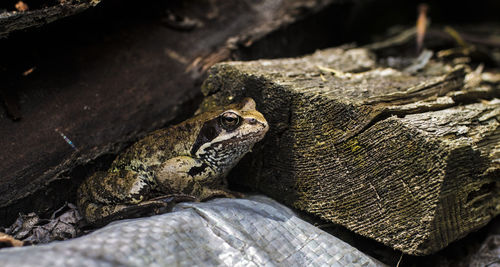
[199,48,500,255]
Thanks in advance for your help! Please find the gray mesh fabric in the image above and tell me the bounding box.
[0,196,386,266]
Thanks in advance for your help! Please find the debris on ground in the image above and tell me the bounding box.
[0,233,23,248]
[14,1,29,12]
[0,203,83,246]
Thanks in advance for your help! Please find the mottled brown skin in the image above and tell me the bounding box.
[77,98,268,225]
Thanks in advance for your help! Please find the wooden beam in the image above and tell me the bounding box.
[199,47,500,255]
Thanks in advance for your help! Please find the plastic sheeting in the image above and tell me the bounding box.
[0,195,386,266]
[469,235,500,267]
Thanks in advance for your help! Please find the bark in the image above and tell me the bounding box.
[0,0,100,38]
[199,47,500,255]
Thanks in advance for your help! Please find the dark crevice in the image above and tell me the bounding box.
[467,182,498,209]
[335,109,388,144]
[0,153,115,227]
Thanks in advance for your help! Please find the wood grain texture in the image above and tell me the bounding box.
[199,47,500,255]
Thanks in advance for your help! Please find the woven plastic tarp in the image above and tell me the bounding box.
[0,195,386,266]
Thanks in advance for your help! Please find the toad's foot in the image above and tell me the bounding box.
[83,199,177,227]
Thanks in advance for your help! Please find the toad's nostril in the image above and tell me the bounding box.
[249,118,257,124]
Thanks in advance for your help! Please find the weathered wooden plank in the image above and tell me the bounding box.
[198,47,500,255]
[0,0,100,38]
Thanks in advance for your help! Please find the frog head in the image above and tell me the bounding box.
[192,97,269,172]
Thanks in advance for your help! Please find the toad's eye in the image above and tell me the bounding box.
[220,112,241,130]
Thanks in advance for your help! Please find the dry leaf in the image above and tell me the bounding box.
[0,233,24,248]
[15,1,29,12]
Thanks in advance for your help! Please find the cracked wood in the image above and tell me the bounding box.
[197,47,500,255]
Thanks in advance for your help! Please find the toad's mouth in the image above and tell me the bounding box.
[210,131,267,148]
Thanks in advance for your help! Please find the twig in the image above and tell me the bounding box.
[396,252,403,267]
